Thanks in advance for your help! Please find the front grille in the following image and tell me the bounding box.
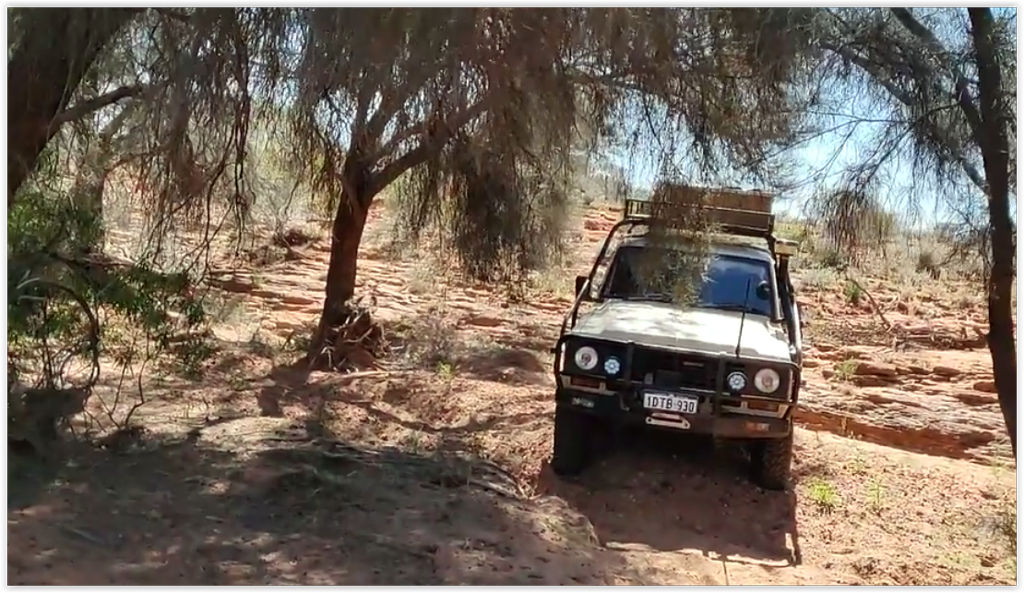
[629,348,717,390]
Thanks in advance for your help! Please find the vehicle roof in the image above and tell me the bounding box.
[618,234,775,263]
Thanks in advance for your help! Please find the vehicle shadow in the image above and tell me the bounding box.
[535,428,801,568]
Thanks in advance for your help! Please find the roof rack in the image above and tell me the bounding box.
[623,183,776,239]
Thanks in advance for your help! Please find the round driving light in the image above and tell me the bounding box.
[754,368,781,393]
[726,371,747,392]
[574,346,599,371]
[603,356,622,375]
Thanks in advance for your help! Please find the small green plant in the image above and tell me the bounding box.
[807,477,839,514]
[834,358,859,382]
[436,360,456,380]
[866,478,885,515]
[994,503,1016,557]
[282,328,312,353]
[401,430,426,454]
[816,248,846,270]
[844,280,863,305]
[847,452,868,475]
[407,263,437,295]
[8,186,215,431]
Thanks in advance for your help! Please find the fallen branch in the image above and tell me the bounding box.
[334,370,390,383]
[845,275,892,332]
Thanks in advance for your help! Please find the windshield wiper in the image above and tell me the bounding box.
[610,294,673,303]
[698,303,765,315]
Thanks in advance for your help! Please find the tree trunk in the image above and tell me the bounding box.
[969,7,1016,458]
[70,138,117,255]
[304,115,461,365]
[308,157,374,361]
[7,8,139,202]
[69,101,136,255]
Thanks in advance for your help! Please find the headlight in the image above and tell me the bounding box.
[726,371,747,392]
[754,368,781,393]
[574,346,599,371]
[603,356,621,375]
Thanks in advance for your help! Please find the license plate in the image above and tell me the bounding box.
[643,391,699,414]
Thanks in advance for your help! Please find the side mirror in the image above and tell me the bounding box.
[575,275,590,299]
[755,280,771,301]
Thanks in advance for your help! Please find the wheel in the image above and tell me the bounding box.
[551,405,592,477]
[749,430,794,491]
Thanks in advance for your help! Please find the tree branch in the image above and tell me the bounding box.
[363,62,445,158]
[890,8,984,137]
[819,41,916,106]
[819,40,988,194]
[366,97,493,199]
[8,7,141,202]
[50,85,143,130]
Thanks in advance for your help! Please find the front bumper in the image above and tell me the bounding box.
[556,387,793,439]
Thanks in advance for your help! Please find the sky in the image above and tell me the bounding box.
[608,7,1018,230]
[609,92,1000,230]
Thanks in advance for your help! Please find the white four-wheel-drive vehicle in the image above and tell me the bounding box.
[551,186,803,490]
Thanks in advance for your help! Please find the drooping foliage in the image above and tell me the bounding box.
[12,8,820,273]
[8,7,824,424]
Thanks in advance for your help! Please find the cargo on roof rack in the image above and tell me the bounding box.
[623,182,776,239]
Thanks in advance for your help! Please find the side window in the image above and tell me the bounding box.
[603,248,638,298]
[592,240,626,299]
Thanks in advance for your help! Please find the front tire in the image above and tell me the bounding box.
[749,430,794,491]
[551,406,592,477]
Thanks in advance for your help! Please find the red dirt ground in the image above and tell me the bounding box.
[7,202,1016,585]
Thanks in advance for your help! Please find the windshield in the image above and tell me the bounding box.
[602,245,774,317]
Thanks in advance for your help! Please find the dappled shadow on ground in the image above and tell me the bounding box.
[7,423,645,585]
[452,345,550,388]
[535,429,801,569]
[379,314,554,389]
[251,362,551,486]
[254,359,548,439]
[254,358,312,417]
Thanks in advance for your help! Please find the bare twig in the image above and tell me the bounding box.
[845,275,892,332]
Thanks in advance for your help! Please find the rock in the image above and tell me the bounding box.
[956,392,995,407]
[854,361,898,377]
[973,380,997,393]
[841,347,874,361]
[803,359,822,368]
[281,294,318,306]
[854,375,895,388]
[464,314,505,328]
[932,365,962,377]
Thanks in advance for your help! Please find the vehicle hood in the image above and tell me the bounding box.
[570,300,792,361]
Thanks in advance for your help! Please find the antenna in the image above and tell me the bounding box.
[734,278,753,358]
